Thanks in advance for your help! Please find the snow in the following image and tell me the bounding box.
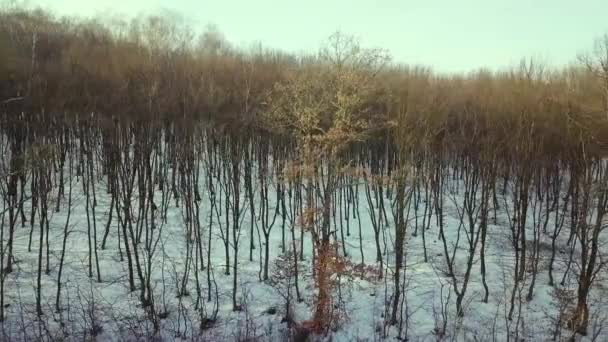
[1,166,606,342]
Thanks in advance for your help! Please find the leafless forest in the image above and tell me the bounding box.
[1,6,608,342]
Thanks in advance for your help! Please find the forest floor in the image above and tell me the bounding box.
[1,174,607,342]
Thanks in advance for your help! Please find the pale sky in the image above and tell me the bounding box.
[26,0,608,73]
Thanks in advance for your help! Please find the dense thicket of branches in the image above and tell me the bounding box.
[1,6,608,341]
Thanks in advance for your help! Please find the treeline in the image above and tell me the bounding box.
[1,5,608,340]
[1,7,607,152]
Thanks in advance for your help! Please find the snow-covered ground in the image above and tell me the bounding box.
[1,169,607,342]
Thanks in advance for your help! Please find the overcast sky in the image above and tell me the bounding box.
[27,0,608,73]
